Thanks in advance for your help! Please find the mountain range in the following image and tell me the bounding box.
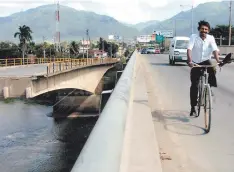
[0,1,233,42]
[122,20,160,31]
[0,4,139,42]
[141,1,233,36]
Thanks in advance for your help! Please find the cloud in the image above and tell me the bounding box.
[0,0,223,24]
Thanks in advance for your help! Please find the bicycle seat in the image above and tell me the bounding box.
[219,53,234,67]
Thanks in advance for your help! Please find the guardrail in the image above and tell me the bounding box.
[46,58,119,75]
[71,51,136,172]
[0,57,84,67]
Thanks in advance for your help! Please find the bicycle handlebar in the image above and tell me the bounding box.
[191,62,221,68]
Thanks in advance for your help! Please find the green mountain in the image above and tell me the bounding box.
[122,20,159,31]
[141,1,232,36]
[0,4,139,42]
[134,20,159,31]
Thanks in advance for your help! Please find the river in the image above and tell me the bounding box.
[0,62,123,172]
[0,99,98,172]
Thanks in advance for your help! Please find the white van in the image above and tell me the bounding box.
[169,36,190,65]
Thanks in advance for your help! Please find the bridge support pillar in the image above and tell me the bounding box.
[3,87,9,99]
[25,87,32,99]
[53,94,101,116]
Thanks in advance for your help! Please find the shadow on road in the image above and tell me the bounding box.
[164,123,206,136]
[150,63,187,67]
[152,110,206,136]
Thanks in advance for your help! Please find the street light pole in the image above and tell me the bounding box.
[174,20,177,36]
[191,5,194,34]
[180,4,194,34]
[86,29,89,62]
[229,0,232,46]
[82,38,85,59]
[43,36,46,59]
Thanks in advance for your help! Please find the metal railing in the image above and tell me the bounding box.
[0,57,86,67]
[46,58,119,75]
[71,51,136,172]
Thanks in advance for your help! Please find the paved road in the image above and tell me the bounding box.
[142,54,234,172]
[0,64,48,77]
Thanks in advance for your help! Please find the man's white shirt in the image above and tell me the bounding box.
[187,34,219,63]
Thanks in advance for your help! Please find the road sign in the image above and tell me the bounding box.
[156,35,164,43]
[154,31,161,35]
[154,30,173,38]
[137,35,151,43]
[108,35,121,40]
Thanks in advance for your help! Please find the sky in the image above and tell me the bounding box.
[0,0,223,24]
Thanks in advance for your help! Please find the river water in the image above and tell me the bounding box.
[0,100,98,172]
[0,63,122,172]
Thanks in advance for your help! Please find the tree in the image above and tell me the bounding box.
[210,25,228,37]
[209,25,234,45]
[98,38,119,57]
[28,41,36,54]
[70,41,79,56]
[14,25,33,63]
[0,41,20,58]
[124,49,130,57]
[110,42,119,57]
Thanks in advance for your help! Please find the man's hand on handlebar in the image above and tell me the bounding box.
[187,61,200,67]
[187,61,194,67]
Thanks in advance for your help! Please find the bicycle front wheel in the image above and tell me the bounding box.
[197,77,204,117]
[204,85,212,133]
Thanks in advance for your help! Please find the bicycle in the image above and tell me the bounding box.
[191,62,220,133]
[190,53,234,133]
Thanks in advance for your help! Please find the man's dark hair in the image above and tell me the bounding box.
[197,20,211,30]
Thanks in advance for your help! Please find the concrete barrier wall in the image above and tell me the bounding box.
[218,46,234,55]
[71,51,137,172]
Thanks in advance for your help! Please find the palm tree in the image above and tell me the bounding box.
[14,25,33,63]
[70,41,79,56]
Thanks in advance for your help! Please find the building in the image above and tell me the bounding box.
[88,50,107,58]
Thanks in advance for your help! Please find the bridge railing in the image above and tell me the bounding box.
[46,58,119,75]
[0,57,96,67]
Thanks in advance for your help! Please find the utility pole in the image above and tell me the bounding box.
[86,29,89,60]
[229,0,232,46]
[122,36,124,57]
[102,38,104,58]
[110,42,112,58]
[82,38,85,59]
[43,36,46,59]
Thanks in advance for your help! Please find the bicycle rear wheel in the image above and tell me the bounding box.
[204,85,212,133]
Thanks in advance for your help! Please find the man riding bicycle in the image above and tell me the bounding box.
[187,20,221,116]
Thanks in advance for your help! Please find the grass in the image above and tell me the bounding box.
[3,98,16,104]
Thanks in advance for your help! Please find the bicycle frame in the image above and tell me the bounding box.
[200,67,209,105]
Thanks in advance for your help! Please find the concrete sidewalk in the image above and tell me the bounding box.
[120,55,162,172]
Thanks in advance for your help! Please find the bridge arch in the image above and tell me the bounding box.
[29,64,116,98]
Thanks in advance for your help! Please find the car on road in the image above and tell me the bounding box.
[155,48,161,54]
[169,36,190,65]
[141,48,147,54]
[147,47,156,54]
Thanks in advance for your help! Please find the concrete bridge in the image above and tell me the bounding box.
[0,58,119,99]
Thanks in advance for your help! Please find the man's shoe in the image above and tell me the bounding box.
[190,107,197,117]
